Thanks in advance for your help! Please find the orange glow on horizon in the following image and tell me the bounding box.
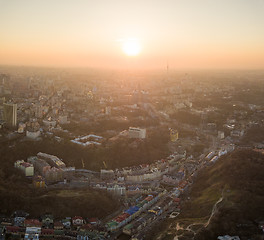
[1,1,264,69]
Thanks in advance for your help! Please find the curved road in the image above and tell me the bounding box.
[172,190,225,240]
[204,190,224,228]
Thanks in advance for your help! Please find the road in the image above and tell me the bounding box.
[204,190,224,228]
[172,190,225,240]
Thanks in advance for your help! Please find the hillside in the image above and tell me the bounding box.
[0,126,169,171]
[0,142,119,219]
[152,149,264,240]
[0,126,170,219]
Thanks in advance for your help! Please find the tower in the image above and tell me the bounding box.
[3,103,17,127]
[0,74,10,86]
[166,61,169,83]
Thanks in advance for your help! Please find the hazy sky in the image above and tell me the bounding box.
[1,0,264,69]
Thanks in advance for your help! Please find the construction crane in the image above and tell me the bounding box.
[81,158,85,168]
[103,161,107,169]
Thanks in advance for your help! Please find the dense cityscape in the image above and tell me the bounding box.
[1,1,264,239]
[0,67,263,239]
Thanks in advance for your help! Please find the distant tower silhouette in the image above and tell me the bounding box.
[166,61,169,82]
[28,78,32,89]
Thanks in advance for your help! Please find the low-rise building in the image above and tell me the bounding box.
[13,216,25,227]
[25,227,41,240]
[205,151,215,160]
[33,175,45,188]
[217,236,240,240]
[218,131,225,139]
[37,152,66,168]
[41,228,54,237]
[71,134,103,147]
[126,169,164,182]
[44,167,64,182]
[72,216,85,227]
[18,122,26,133]
[58,115,69,124]
[230,129,244,137]
[14,160,34,177]
[24,219,42,228]
[128,127,146,139]
[43,118,56,128]
[100,169,115,180]
[26,129,41,139]
[162,174,181,185]
[61,218,71,229]
[35,159,51,176]
[107,184,126,196]
[54,222,64,230]
[41,214,54,228]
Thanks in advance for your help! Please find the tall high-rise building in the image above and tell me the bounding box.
[0,74,10,86]
[3,103,17,127]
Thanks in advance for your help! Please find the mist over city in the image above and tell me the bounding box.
[0,1,264,240]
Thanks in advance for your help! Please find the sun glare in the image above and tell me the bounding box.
[122,39,141,56]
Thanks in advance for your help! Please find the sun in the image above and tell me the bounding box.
[122,39,141,56]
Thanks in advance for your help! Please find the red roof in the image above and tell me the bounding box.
[114,217,123,223]
[121,213,130,218]
[25,219,41,226]
[72,216,83,220]
[115,212,130,223]
[88,218,98,223]
[54,222,63,227]
[145,196,153,201]
[41,229,54,234]
[179,181,187,188]
[21,162,32,167]
[6,226,21,232]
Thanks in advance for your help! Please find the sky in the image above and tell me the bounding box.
[1,0,264,69]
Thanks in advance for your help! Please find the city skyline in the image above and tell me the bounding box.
[1,0,264,69]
